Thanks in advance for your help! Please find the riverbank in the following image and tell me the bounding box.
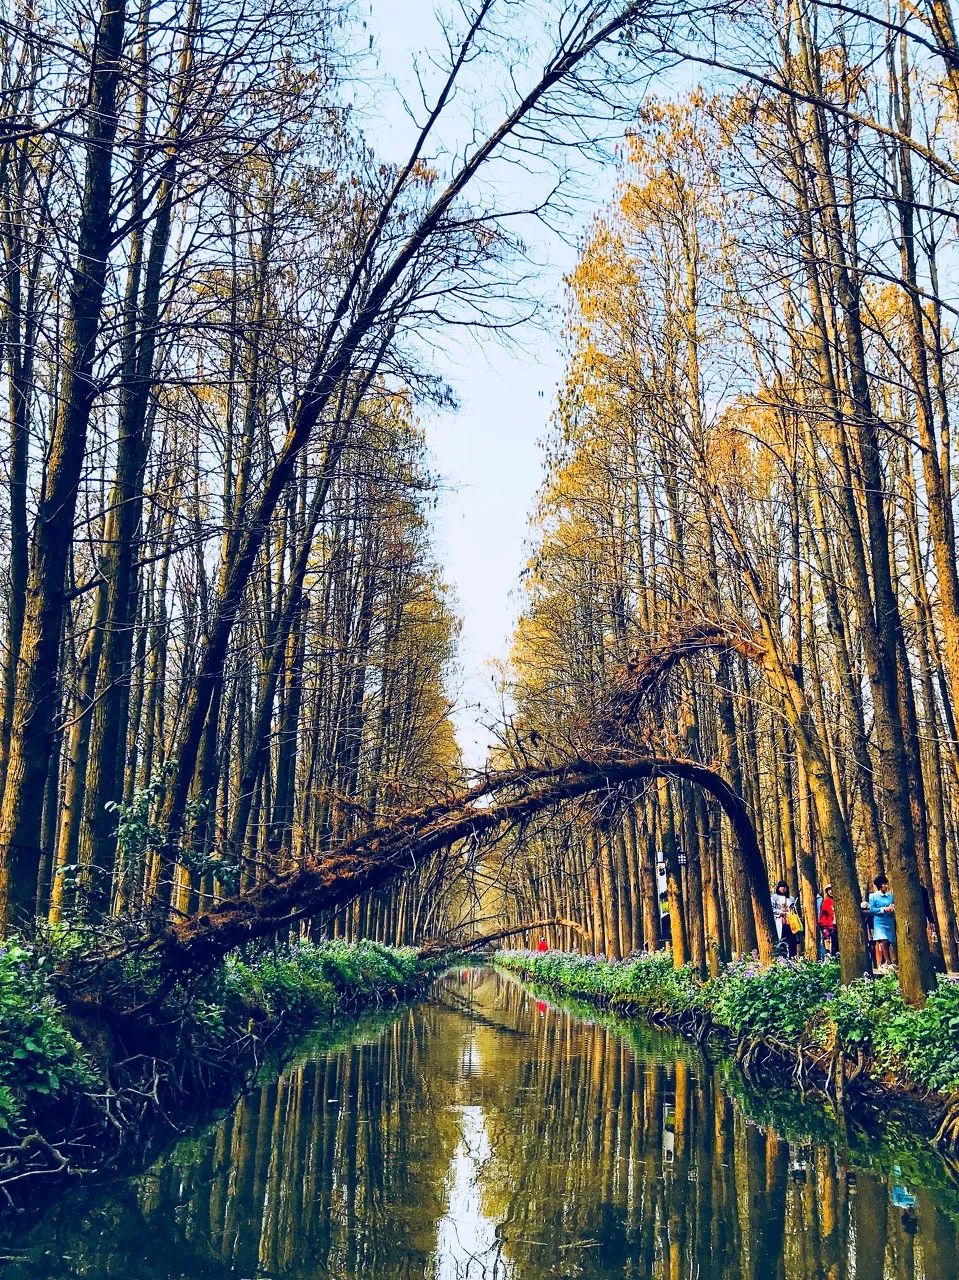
[10,965,959,1280]
[495,949,959,1155]
[0,938,438,1209]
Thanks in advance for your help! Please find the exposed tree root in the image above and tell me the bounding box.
[934,1096,959,1159]
[0,960,438,1213]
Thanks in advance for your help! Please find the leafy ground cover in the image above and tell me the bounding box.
[0,940,98,1137]
[496,949,959,1099]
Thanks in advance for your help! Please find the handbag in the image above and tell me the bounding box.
[786,908,804,935]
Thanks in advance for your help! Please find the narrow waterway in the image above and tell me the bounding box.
[6,969,958,1278]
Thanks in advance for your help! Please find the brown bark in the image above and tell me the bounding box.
[611,616,871,981]
[0,0,127,923]
[154,2,659,884]
[74,751,774,1006]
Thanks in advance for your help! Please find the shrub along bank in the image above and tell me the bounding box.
[0,938,435,1207]
[495,949,959,1150]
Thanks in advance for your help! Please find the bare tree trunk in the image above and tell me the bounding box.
[0,0,127,923]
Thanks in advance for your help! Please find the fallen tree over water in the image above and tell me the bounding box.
[598,617,938,1000]
[52,616,839,1026]
[3,649,784,1207]
[65,750,777,1016]
[596,619,876,986]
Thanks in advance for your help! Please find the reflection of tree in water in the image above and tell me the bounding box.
[459,976,959,1280]
[8,971,959,1279]
[164,1002,467,1277]
[9,1002,468,1278]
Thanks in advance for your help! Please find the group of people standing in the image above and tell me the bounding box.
[770,875,896,970]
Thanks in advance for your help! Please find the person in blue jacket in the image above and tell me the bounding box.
[864,875,895,970]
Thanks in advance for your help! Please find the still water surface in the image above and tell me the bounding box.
[7,968,959,1278]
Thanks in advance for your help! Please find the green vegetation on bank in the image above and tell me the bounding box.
[0,941,97,1137]
[0,939,430,1146]
[496,950,959,1099]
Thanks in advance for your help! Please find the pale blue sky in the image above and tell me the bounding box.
[363,2,609,766]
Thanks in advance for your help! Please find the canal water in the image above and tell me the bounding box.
[5,968,959,1278]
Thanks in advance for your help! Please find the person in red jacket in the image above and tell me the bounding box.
[535,938,548,953]
[818,884,836,956]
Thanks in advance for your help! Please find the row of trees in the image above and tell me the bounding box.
[0,0,479,942]
[0,0,674,948]
[9,0,959,1004]
[500,0,959,1002]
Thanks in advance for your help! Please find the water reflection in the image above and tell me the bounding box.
[434,1105,507,1279]
[7,969,959,1278]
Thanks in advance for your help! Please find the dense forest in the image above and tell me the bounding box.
[5,1,959,1255]
[0,0,477,950]
[1,0,959,1027]
[496,9,959,1006]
